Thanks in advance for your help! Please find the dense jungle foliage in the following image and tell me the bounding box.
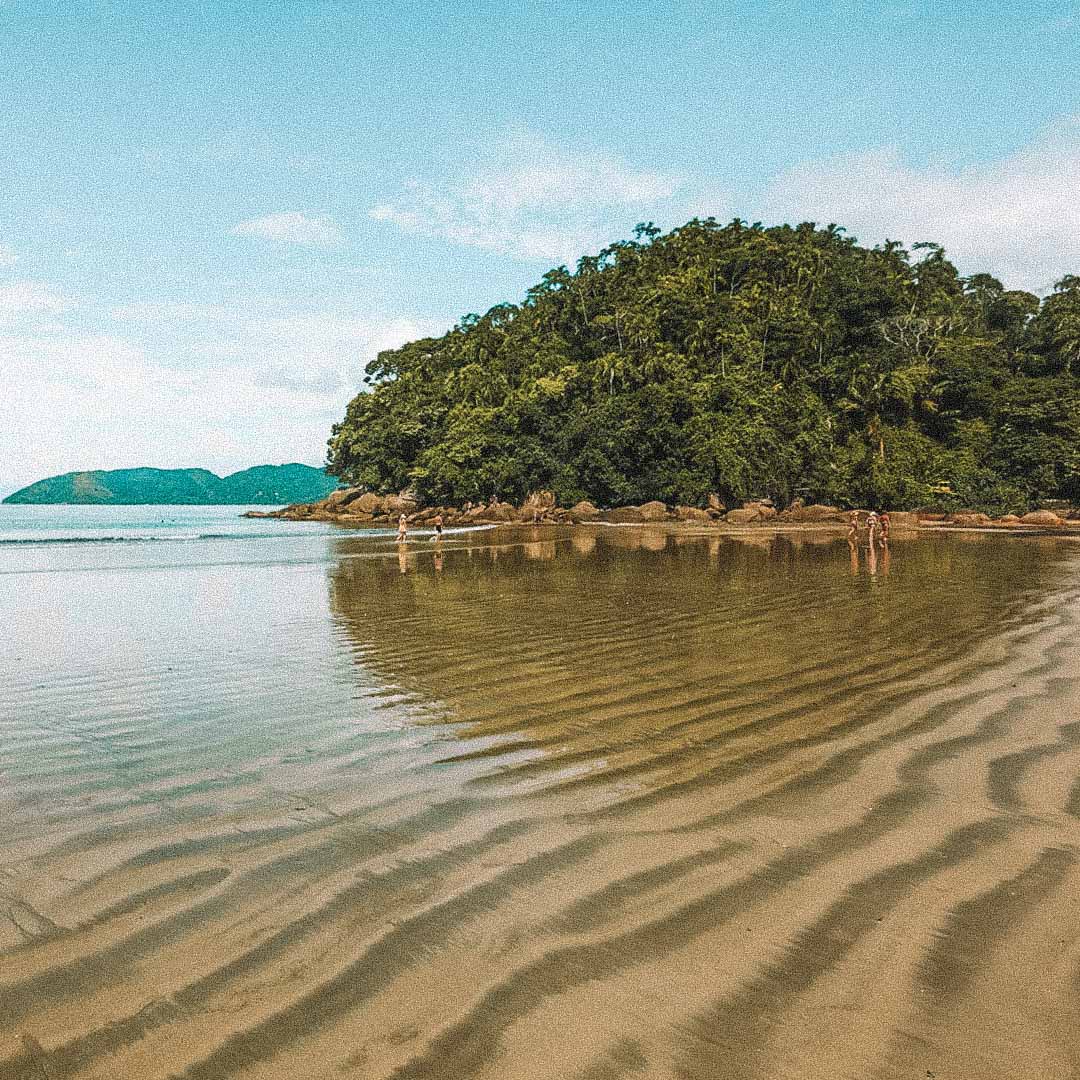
[327,220,1080,513]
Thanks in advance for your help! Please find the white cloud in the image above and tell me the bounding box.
[0,281,73,314]
[370,133,692,263]
[763,116,1080,292]
[230,211,343,246]
[0,244,17,268]
[0,307,442,492]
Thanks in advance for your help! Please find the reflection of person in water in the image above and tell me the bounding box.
[398,546,409,575]
[434,551,443,573]
[867,537,878,576]
[849,536,859,575]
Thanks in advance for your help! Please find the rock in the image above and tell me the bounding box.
[1020,510,1063,526]
[725,507,763,525]
[886,511,919,530]
[945,512,992,527]
[780,503,844,523]
[488,501,519,522]
[741,501,777,520]
[603,506,646,524]
[383,492,419,515]
[675,505,712,523]
[917,511,947,521]
[637,500,670,522]
[522,490,557,511]
[567,500,600,523]
[352,491,382,514]
[324,486,363,509]
[995,514,1022,525]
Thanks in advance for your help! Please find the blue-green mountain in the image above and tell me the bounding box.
[3,464,339,505]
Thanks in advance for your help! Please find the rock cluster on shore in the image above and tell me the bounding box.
[245,490,1080,532]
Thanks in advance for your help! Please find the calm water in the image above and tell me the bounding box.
[3,506,1080,1079]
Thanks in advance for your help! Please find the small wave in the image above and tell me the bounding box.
[0,530,324,546]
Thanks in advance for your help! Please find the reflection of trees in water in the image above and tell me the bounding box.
[325,529,1067,786]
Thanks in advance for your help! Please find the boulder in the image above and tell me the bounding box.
[917,511,947,522]
[567,500,601,523]
[675,505,712,523]
[725,507,763,525]
[995,514,1022,525]
[945,512,992,527]
[521,490,557,512]
[780,503,844,523]
[743,501,777,520]
[353,491,382,514]
[383,492,419,515]
[324,487,363,509]
[1020,510,1063,526]
[637,500,670,522]
[604,506,646,524]
[886,511,919,530]
[488,501,520,522]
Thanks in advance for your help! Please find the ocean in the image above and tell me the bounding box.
[3,506,1080,1079]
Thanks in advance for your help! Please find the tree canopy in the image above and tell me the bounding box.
[327,219,1080,514]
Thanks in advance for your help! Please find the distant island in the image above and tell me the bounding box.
[3,464,340,505]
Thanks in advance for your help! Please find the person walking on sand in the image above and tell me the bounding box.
[397,513,408,543]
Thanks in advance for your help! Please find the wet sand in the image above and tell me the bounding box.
[3,527,1080,1078]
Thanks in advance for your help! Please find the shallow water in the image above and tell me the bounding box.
[3,510,1080,1079]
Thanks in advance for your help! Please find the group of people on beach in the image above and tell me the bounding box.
[847,509,890,546]
[396,512,442,543]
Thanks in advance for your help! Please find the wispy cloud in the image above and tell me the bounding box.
[0,306,442,491]
[0,281,73,314]
[230,211,343,247]
[0,244,17,268]
[371,133,693,263]
[763,116,1080,292]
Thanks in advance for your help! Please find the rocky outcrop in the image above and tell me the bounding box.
[779,503,845,523]
[675,505,713,523]
[638,500,670,522]
[1020,510,1063,526]
[567,500,601,523]
[245,488,1079,535]
[886,511,920,530]
[725,507,762,525]
[945,512,993,527]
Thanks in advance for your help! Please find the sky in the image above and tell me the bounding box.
[2,0,1080,494]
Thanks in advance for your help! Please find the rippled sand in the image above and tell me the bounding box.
[3,527,1080,1079]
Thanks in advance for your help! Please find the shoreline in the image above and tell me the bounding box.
[246,487,1080,539]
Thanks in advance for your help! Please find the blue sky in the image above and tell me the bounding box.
[2,0,1079,493]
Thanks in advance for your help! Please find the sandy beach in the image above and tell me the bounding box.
[3,525,1080,1079]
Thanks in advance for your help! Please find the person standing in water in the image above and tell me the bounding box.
[847,510,859,542]
[433,513,444,541]
[397,513,408,543]
[866,510,879,547]
[878,510,890,546]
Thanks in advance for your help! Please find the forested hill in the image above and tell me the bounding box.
[327,220,1080,515]
[4,464,339,505]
